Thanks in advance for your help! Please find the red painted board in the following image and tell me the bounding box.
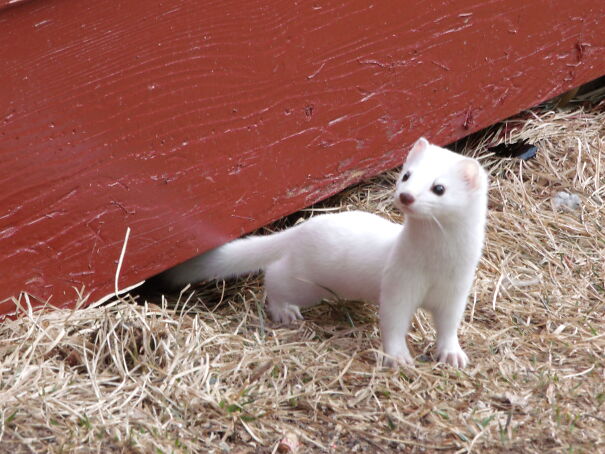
[1,0,604,315]
[0,0,31,12]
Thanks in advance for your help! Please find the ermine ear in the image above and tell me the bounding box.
[405,137,429,163]
[458,159,482,191]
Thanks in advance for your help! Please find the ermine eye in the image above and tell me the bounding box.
[401,171,411,182]
[432,184,445,196]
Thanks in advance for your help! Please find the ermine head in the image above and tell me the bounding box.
[394,137,488,222]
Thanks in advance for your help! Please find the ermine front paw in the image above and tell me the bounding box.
[437,345,468,368]
[383,351,414,368]
[267,303,304,325]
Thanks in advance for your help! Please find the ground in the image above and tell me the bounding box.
[1,100,604,453]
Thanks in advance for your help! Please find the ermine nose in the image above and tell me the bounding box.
[399,193,415,206]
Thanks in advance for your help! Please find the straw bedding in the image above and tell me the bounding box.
[1,102,604,453]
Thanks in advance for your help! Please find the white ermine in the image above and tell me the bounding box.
[160,138,488,368]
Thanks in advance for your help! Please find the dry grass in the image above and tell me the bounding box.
[1,102,604,453]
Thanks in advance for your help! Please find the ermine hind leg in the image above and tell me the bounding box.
[264,262,327,324]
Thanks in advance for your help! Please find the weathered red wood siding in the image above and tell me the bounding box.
[1,0,604,315]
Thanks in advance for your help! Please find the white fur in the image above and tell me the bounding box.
[160,138,488,368]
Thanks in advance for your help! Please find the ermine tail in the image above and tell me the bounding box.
[157,229,294,289]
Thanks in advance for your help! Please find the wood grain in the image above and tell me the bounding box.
[1,0,604,315]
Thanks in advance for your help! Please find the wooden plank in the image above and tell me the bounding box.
[1,0,604,315]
